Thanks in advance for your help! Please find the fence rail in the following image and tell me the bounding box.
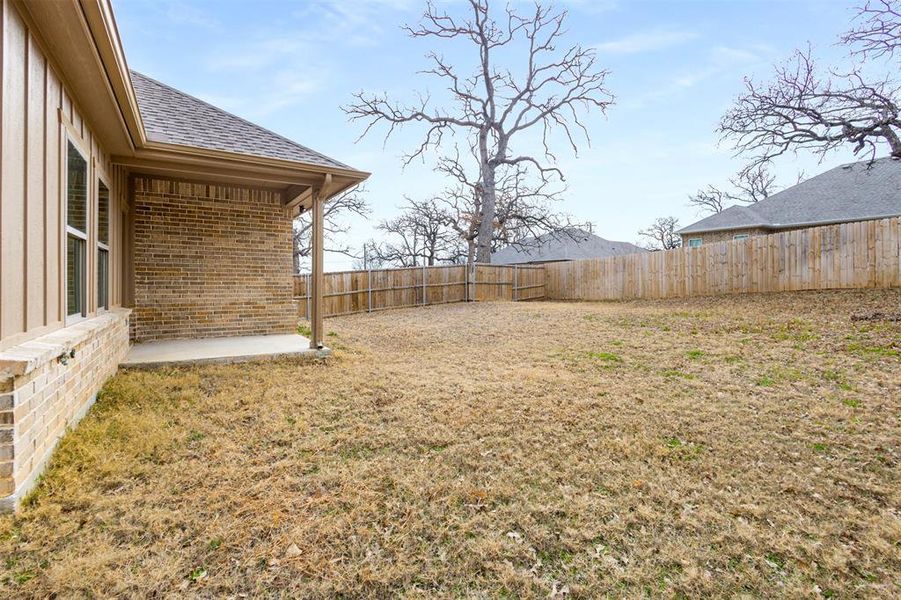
[545,217,901,301]
[295,263,546,318]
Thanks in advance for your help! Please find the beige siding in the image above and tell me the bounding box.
[0,0,125,351]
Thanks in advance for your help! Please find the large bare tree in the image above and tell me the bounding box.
[638,217,681,251]
[345,0,612,263]
[293,187,369,272]
[434,149,583,263]
[719,1,901,165]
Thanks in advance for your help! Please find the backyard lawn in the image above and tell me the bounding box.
[1,289,899,598]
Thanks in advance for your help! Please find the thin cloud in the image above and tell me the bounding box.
[672,44,774,89]
[162,0,219,29]
[595,29,699,54]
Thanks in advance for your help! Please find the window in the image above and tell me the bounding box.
[733,234,749,241]
[688,238,702,248]
[98,180,110,310]
[66,141,88,318]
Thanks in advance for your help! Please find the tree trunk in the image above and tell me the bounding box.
[884,127,901,158]
[475,164,497,263]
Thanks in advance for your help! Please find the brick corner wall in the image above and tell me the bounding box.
[132,177,296,342]
[1,309,130,511]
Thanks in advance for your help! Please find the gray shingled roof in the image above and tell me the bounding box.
[491,229,646,264]
[130,70,353,170]
[679,157,901,234]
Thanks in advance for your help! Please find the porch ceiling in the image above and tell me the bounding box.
[114,145,366,213]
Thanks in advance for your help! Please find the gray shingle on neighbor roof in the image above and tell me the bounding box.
[130,70,353,170]
[491,229,646,264]
[678,157,901,234]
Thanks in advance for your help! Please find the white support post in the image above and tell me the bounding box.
[310,173,331,350]
[306,273,311,321]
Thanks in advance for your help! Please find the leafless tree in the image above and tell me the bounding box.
[687,185,729,215]
[638,216,681,251]
[688,164,780,215]
[841,0,901,59]
[344,0,612,263]
[720,0,901,166]
[731,163,778,203]
[433,150,585,263]
[719,48,901,166]
[293,187,370,272]
[365,197,460,267]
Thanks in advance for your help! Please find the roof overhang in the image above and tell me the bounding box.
[678,212,901,236]
[14,0,142,155]
[18,0,369,211]
[677,223,770,235]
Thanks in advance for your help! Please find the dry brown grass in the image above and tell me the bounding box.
[1,289,899,598]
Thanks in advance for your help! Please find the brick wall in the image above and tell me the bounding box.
[0,309,130,510]
[681,228,770,246]
[131,177,296,342]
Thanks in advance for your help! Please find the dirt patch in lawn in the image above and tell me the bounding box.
[1,289,899,598]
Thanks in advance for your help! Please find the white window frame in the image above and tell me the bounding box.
[688,238,702,248]
[733,233,749,241]
[97,175,111,312]
[65,135,90,325]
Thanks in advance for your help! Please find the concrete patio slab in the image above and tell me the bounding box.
[122,334,329,369]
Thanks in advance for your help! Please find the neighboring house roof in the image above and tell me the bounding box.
[491,229,646,264]
[678,157,901,235]
[130,70,352,170]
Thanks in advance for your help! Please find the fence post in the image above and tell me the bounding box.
[367,269,372,313]
[422,264,427,306]
[513,265,518,302]
[464,264,468,304]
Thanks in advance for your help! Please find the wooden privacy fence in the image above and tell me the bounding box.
[546,217,901,301]
[295,263,546,318]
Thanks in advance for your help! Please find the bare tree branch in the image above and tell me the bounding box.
[344,0,613,262]
[687,185,729,215]
[688,164,784,215]
[730,163,778,203]
[842,0,901,60]
[719,47,901,167]
[293,187,370,272]
[433,148,587,262]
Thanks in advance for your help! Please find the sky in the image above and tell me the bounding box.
[112,0,881,270]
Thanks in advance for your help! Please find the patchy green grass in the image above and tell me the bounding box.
[846,342,899,359]
[1,289,898,598]
[587,351,622,363]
